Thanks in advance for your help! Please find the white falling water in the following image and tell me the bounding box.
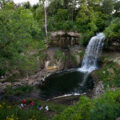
[78,33,105,73]
[78,33,105,86]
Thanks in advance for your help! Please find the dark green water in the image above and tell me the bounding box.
[39,70,94,99]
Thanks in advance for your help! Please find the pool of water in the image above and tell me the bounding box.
[39,69,94,99]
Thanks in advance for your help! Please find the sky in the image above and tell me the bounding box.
[13,0,39,5]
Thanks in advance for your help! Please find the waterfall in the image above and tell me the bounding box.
[79,33,105,73]
[78,33,105,86]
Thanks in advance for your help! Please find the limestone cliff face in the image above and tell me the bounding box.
[49,31,80,48]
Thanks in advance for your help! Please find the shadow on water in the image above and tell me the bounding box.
[39,70,94,100]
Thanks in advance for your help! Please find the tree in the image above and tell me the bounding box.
[0,1,42,76]
[39,0,49,37]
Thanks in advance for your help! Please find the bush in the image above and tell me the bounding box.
[90,90,120,120]
[96,62,120,88]
[4,85,34,96]
[53,90,120,120]
[104,18,120,38]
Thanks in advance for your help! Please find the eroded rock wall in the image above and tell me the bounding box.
[49,31,80,48]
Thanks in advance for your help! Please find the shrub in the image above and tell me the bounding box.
[4,85,34,96]
[53,90,120,120]
[96,62,120,88]
[104,18,120,38]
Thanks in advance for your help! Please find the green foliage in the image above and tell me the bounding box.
[30,0,120,45]
[95,12,109,31]
[104,18,120,38]
[102,0,114,15]
[4,85,34,96]
[54,50,63,60]
[76,0,97,43]
[96,61,120,88]
[56,9,68,21]
[0,2,45,77]
[54,97,93,120]
[31,0,120,45]
[47,8,77,31]
[54,90,120,120]
[90,90,120,120]
[35,5,44,26]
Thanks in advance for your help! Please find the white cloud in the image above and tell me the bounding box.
[13,0,39,5]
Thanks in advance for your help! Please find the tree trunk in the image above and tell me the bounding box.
[44,6,48,37]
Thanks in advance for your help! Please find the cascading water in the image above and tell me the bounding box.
[78,33,105,86]
[79,33,105,73]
